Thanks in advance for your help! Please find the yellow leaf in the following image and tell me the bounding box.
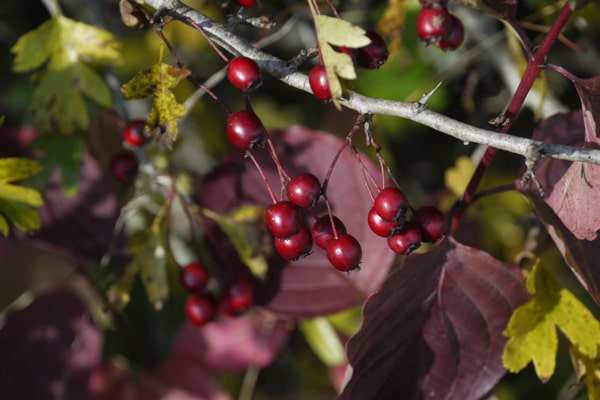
[570,345,600,400]
[55,16,120,66]
[0,214,8,236]
[0,184,43,207]
[444,156,476,197]
[11,18,60,72]
[376,0,410,53]
[0,158,42,183]
[0,199,41,234]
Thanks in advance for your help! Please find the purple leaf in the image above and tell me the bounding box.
[198,126,395,318]
[341,236,528,400]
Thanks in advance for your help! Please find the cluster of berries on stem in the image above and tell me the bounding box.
[416,3,464,51]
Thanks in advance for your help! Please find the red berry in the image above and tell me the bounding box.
[367,207,403,237]
[373,187,409,223]
[308,65,332,102]
[265,201,301,238]
[185,293,217,327]
[227,56,262,92]
[387,222,422,255]
[274,224,313,260]
[416,7,451,45]
[438,14,464,51]
[180,262,209,293]
[110,150,138,183]
[311,215,347,250]
[122,120,149,147]
[327,234,362,272]
[287,173,321,208]
[225,110,266,150]
[233,0,254,6]
[220,276,255,316]
[355,31,389,70]
[412,206,445,242]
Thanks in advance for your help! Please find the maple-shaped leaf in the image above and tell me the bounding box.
[121,62,190,148]
[307,2,371,110]
[0,157,43,235]
[341,236,529,400]
[503,261,600,382]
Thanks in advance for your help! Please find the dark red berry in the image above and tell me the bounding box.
[416,7,451,45]
[438,14,464,51]
[122,120,149,147]
[233,0,254,6]
[312,215,347,250]
[367,207,403,237]
[220,276,255,316]
[354,31,389,69]
[180,262,209,293]
[412,206,445,242]
[227,56,262,92]
[387,222,422,255]
[225,110,266,151]
[110,150,138,183]
[327,234,362,272]
[308,65,332,102]
[287,173,321,208]
[265,201,301,238]
[185,293,217,327]
[373,187,409,223]
[274,224,313,260]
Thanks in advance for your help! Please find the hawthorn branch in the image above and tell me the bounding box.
[142,0,600,166]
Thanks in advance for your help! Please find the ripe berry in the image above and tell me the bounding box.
[367,207,403,237]
[354,31,389,69]
[312,215,347,250]
[227,56,262,92]
[122,119,149,147]
[416,7,451,45]
[387,222,422,255]
[185,293,217,327]
[287,173,321,208]
[265,201,301,238]
[274,224,313,260]
[180,262,209,293]
[373,187,409,223]
[110,150,138,183]
[220,276,255,316]
[308,65,332,102]
[225,110,266,151]
[412,206,445,242]
[438,14,464,51]
[233,0,254,6]
[327,234,362,272]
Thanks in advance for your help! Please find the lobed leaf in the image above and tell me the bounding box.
[0,157,42,183]
[10,18,59,72]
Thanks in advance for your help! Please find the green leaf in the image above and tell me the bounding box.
[0,157,43,183]
[107,260,140,310]
[570,345,600,400]
[503,261,600,382]
[11,18,60,72]
[299,317,346,366]
[29,134,82,196]
[0,198,41,233]
[121,61,190,148]
[202,206,269,279]
[138,234,169,310]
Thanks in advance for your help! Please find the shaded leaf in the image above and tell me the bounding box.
[137,233,169,310]
[0,199,41,233]
[299,317,346,366]
[341,236,529,400]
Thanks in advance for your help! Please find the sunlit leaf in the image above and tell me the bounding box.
[299,317,346,366]
[503,261,600,382]
[570,344,600,400]
[444,156,476,197]
[0,157,42,183]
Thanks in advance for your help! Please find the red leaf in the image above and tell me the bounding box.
[198,126,395,317]
[341,236,528,400]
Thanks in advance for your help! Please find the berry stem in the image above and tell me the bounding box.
[186,17,231,63]
[246,150,278,203]
[265,137,292,183]
[350,145,379,202]
[321,117,362,197]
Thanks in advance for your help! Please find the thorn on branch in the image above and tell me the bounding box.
[488,114,510,131]
[412,81,443,114]
[520,144,545,197]
[227,9,277,30]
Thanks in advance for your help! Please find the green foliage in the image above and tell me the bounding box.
[503,261,600,382]
[299,317,346,366]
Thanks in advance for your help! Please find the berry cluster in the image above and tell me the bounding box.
[416,4,464,51]
[180,262,256,327]
[368,187,446,255]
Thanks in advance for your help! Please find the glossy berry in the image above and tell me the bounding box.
[438,14,464,51]
[416,7,451,45]
[354,31,389,70]
[387,222,422,255]
[220,276,255,316]
[367,207,403,237]
[327,234,362,272]
[308,65,332,102]
[110,150,138,183]
[180,262,209,293]
[373,187,409,223]
[185,293,217,327]
[412,206,445,242]
[312,215,347,250]
[225,110,266,150]
[265,201,301,238]
[227,56,262,92]
[122,119,149,147]
[274,224,313,260]
[287,173,321,208]
[233,0,254,6]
